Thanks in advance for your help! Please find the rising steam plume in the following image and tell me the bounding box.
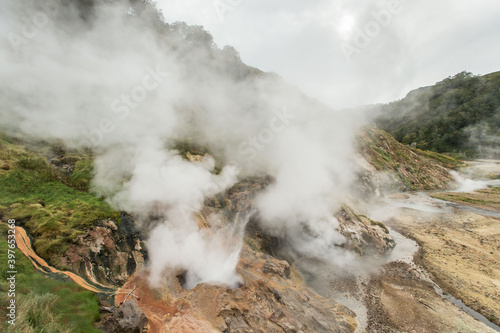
[0,0,363,287]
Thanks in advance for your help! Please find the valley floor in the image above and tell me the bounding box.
[379,201,500,332]
[303,160,500,332]
[360,161,500,332]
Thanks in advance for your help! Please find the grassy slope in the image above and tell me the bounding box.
[0,134,120,266]
[0,223,101,332]
[358,127,463,191]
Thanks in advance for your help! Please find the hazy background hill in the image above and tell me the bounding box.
[372,71,500,158]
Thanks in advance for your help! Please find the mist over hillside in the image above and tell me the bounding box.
[372,71,500,158]
[1,0,365,289]
[3,1,500,332]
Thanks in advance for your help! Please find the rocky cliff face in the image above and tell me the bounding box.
[53,164,393,331]
[58,215,147,286]
[101,173,395,332]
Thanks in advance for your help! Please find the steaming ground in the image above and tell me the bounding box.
[313,167,500,332]
[0,0,364,288]
[367,187,500,331]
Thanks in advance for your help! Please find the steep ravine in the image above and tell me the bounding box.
[6,129,491,332]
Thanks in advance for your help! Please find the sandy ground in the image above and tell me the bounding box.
[365,260,497,333]
[308,161,500,332]
[299,225,498,333]
[370,162,500,331]
[381,205,500,330]
[407,198,500,320]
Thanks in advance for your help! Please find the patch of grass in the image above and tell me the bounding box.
[68,158,93,192]
[431,189,500,212]
[0,224,101,332]
[434,193,486,204]
[414,149,463,169]
[0,135,120,264]
[5,292,70,333]
[431,193,498,205]
[371,145,391,161]
[369,220,390,234]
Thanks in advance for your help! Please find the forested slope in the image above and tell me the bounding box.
[374,71,500,158]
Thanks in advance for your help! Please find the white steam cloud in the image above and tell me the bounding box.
[0,0,362,288]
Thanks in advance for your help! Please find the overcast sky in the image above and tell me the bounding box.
[155,0,500,109]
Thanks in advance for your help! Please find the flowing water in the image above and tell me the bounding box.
[14,226,116,295]
[298,168,500,332]
[367,182,500,332]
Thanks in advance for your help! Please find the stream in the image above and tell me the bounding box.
[368,179,500,332]
[15,226,116,295]
[298,171,500,332]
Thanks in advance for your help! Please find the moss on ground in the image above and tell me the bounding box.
[0,134,120,265]
[431,189,500,211]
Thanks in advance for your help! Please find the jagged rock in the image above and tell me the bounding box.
[103,299,148,333]
[336,205,395,256]
[222,177,271,214]
[263,259,291,279]
[219,177,395,259]
[58,215,147,286]
[115,245,358,332]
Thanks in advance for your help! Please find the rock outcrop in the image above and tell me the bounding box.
[336,205,395,256]
[58,215,147,286]
[116,245,358,333]
[216,176,395,258]
[103,299,149,333]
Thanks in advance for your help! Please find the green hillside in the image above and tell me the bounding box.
[374,71,500,158]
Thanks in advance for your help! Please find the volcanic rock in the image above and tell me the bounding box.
[103,299,148,333]
[58,215,146,286]
[336,205,395,256]
[115,245,358,332]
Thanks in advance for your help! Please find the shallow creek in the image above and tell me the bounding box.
[298,187,500,332]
